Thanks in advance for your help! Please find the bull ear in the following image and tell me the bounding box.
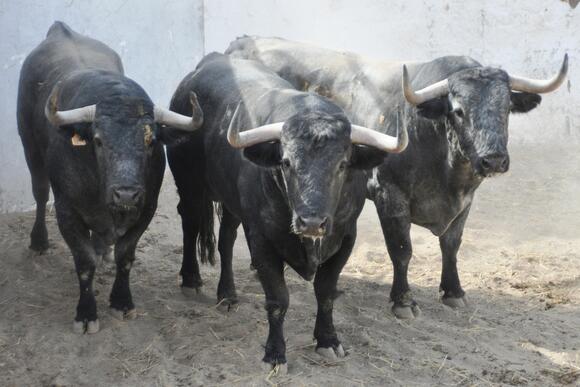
[510,92,541,113]
[415,97,450,119]
[157,125,196,146]
[350,145,387,170]
[243,142,281,168]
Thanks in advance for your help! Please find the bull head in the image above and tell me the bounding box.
[226,102,408,240]
[401,55,568,177]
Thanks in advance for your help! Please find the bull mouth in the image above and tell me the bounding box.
[109,205,141,237]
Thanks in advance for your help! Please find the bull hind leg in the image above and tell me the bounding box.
[23,143,50,252]
[313,234,354,361]
[439,205,470,308]
[216,207,241,309]
[54,200,99,333]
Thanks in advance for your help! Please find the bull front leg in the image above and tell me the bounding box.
[216,207,241,308]
[313,234,354,361]
[109,205,156,320]
[439,204,471,308]
[251,238,289,372]
[54,199,99,334]
[373,188,419,319]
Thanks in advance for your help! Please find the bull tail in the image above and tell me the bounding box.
[196,186,217,265]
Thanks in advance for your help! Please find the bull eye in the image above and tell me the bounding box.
[339,161,348,172]
[454,108,465,118]
[282,158,291,169]
[93,136,103,147]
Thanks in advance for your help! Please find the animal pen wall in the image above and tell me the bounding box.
[0,0,577,213]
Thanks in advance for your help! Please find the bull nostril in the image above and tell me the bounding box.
[319,217,328,231]
[480,158,491,171]
[501,157,509,170]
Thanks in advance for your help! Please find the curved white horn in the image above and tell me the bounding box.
[509,54,568,94]
[154,92,204,131]
[350,108,408,153]
[402,65,449,106]
[45,84,96,126]
[227,102,283,148]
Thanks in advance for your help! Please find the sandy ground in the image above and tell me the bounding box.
[1,145,579,386]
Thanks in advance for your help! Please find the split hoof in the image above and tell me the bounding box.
[73,319,100,334]
[181,286,202,298]
[392,303,421,319]
[216,298,238,312]
[261,361,288,376]
[110,307,137,321]
[442,296,467,308]
[316,344,345,360]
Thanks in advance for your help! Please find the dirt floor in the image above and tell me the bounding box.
[1,145,579,386]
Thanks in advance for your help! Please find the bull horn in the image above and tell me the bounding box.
[45,84,96,126]
[509,54,568,94]
[351,108,408,153]
[227,102,283,148]
[154,92,204,131]
[402,64,449,106]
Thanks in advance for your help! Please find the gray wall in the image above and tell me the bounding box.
[1,0,578,212]
[205,0,578,143]
[0,0,204,212]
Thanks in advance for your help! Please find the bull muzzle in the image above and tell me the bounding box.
[108,185,144,211]
[475,153,510,177]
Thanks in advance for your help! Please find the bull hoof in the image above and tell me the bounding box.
[110,307,137,321]
[73,319,100,334]
[216,297,238,312]
[442,296,467,308]
[181,286,202,298]
[261,361,288,376]
[29,241,49,254]
[316,344,346,361]
[392,303,422,320]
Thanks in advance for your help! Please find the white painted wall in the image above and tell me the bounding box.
[1,0,577,212]
[0,0,204,213]
[204,0,578,143]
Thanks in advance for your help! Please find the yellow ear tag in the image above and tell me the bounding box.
[71,133,87,146]
[144,124,153,146]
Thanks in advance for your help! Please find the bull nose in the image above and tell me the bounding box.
[478,154,510,175]
[111,186,144,208]
[296,215,328,237]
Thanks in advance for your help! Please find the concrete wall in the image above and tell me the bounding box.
[1,0,577,212]
[204,0,578,143]
[0,0,204,213]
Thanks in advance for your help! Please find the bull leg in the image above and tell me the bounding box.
[177,196,203,295]
[252,239,288,371]
[216,208,241,307]
[109,206,156,320]
[439,205,471,308]
[54,199,99,333]
[373,190,419,319]
[23,144,50,252]
[92,232,113,264]
[313,234,353,360]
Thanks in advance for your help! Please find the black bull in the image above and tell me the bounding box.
[226,36,568,319]
[166,52,406,367]
[17,22,202,333]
